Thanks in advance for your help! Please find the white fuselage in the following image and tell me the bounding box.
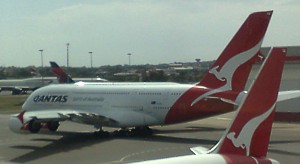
[0,77,58,90]
[22,82,196,127]
[129,154,279,164]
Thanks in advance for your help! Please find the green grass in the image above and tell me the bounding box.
[0,95,28,114]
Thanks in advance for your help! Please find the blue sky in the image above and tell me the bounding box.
[1,1,300,67]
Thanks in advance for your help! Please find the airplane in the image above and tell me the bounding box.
[50,61,179,85]
[50,61,108,83]
[128,47,286,163]
[8,10,274,134]
[50,61,180,87]
[0,77,57,95]
[9,11,299,136]
[50,61,75,83]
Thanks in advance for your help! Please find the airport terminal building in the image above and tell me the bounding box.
[248,46,300,122]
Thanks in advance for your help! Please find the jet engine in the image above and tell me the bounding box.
[8,113,29,133]
[8,111,60,134]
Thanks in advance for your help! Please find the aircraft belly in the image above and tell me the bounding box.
[104,110,160,127]
[132,154,278,164]
[131,154,227,164]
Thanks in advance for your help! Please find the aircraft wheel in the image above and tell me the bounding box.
[131,126,153,136]
[144,126,153,135]
[47,121,60,132]
[28,120,42,133]
[12,89,22,95]
[115,129,130,137]
[94,130,110,138]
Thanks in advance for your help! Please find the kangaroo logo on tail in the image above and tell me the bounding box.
[226,104,275,155]
[191,39,263,106]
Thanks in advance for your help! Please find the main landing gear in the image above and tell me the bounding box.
[129,126,153,136]
[93,125,110,137]
[93,128,110,138]
[113,126,153,137]
[93,126,154,137]
[47,121,60,132]
[28,120,42,133]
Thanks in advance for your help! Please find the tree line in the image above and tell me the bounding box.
[0,64,207,83]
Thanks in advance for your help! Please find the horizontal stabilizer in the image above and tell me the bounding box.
[277,90,300,102]
[190,146,209,155]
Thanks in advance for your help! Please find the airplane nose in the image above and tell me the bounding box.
[8,115,24,133]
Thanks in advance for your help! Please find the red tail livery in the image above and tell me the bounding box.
[130,47,285,164]
[165,11,273,124]
[212,48,286,158]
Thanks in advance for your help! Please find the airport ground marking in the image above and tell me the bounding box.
[119,146,188,162]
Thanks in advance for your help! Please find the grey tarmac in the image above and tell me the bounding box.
[0,113,299,164]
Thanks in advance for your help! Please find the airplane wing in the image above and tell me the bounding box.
[24,110,119,126]
[1,86,29,90]
[277,90,300,102]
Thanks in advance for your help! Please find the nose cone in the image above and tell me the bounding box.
[8,115,24,133]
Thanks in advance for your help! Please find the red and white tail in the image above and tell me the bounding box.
[198,11,272,92]
[210,47,287,157]
[50,61,74,83]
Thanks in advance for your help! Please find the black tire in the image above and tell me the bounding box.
[12,89,22,95]
[47,121,60,132]
[131,126,153,136]
[28,120,42,133]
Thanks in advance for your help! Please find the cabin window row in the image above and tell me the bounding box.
[111,105,143,109]
[138,92,162,95]
[153,106,170,110]
[170,93,182,96]
[97,92,130,95]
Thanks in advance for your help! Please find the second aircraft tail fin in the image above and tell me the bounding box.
[210,47,286,157]
[50,61,75,83]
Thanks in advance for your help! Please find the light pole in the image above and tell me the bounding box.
[39,49,44,84]
[127,53,132,66]
[89,52,93,68]
[89,52,93,80]
[39,49,44,68]
[195,58,201,70]
[66,43,70,71]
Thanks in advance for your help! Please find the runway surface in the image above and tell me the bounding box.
[0,113,299,164]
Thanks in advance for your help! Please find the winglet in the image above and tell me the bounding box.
[210,47,286,157]
[50,61,75,83]
[198,11,273,92]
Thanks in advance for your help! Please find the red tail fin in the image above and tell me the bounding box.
[211,47,286,157]
[50,61,74,83]
[198,11,272,92]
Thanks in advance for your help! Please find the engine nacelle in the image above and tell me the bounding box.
[8,114,29,134]
[9,112,60,134]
